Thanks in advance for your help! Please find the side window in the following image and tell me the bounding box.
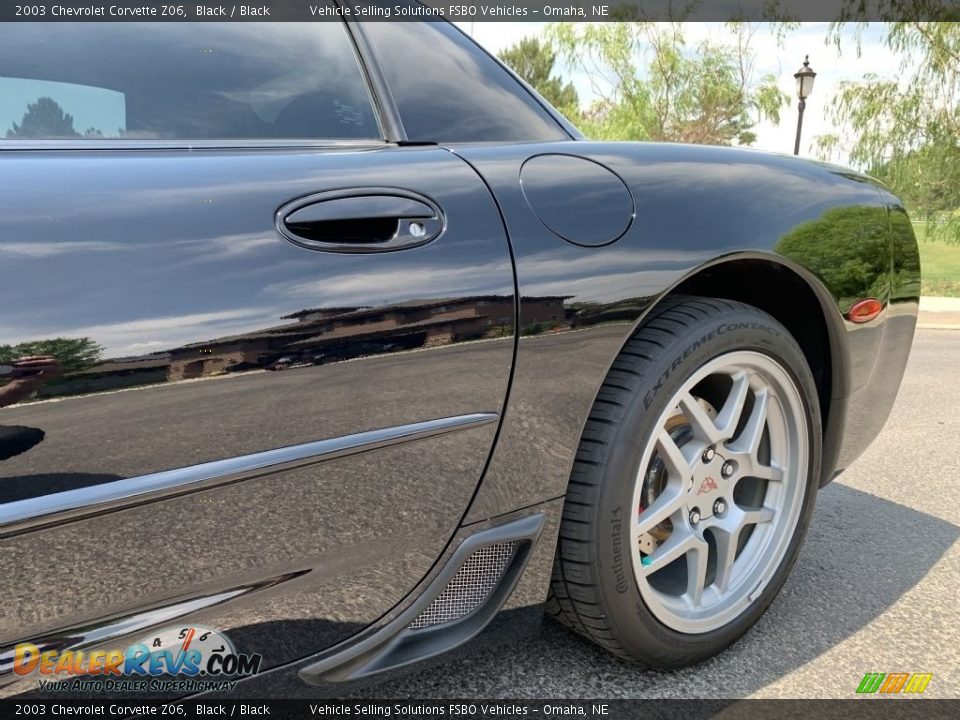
[363,19,569,143]
[0,21,380,142]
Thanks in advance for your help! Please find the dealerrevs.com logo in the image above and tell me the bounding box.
[12,625,262,693]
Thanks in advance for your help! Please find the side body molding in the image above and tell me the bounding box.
[0,413,497,538]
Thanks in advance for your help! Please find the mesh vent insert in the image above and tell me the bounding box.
[408,542,517,630]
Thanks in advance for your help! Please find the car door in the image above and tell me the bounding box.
[0,20,515,687]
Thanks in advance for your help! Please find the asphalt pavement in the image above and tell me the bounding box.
[359,328,960,699]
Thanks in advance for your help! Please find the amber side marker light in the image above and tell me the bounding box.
[847,298,884,323]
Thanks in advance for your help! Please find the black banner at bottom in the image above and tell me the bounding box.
[1,700,957,720]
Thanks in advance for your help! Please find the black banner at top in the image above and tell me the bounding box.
[0,0,956,22]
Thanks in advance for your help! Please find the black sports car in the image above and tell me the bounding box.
[0,12,919,698]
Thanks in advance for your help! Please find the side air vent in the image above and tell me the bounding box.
[300,514,543,683]
[408,542,517,630]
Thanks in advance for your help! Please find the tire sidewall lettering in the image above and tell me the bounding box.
[642,322,782,410]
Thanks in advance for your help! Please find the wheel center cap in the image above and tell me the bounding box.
[696,475,720,496]
[689,457,726,513]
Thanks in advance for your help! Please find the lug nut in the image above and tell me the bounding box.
[702,446,715,462]
[689,507,701,525]
[714,498,727,515]
[721,461,736,478]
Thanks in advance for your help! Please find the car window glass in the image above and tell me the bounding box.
[0,21,380,141]
[363,18,568,143]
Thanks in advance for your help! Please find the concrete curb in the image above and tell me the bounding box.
[918,296,960,330]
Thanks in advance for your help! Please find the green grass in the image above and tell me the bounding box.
[914,221,960,297]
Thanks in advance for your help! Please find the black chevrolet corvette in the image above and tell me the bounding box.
[0,10,919,698]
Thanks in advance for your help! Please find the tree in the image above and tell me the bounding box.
[871,144,960,217]
[498,37,580,119]
[815,14,960,239]
[0,337,104,375]
[547,22,789,145]
[6,97,80,139]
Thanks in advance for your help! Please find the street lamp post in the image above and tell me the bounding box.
[793,55,817,156]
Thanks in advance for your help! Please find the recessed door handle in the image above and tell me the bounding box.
[276,189,444,253]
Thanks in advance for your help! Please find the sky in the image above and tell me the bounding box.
[456,21,899,160]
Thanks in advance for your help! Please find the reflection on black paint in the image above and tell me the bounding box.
[0,294,527,516]
[0,294,673,407]
[774,205,893,313]
[890,206,923,304]
[0,427,46,462]
[0,357,62,462]
[0,291,622,508]
[0,295,543,403]
[0,289,641,514]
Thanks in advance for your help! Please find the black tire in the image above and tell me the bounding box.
[548,296,822,667]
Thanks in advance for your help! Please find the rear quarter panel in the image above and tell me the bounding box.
[453,141,917,521]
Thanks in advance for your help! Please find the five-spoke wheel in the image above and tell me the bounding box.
[631,351,808,633]
[548,297,821,666]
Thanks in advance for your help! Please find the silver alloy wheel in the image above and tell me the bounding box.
[629,350,809,634]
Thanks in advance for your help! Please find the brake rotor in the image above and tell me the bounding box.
[638,398,718,558]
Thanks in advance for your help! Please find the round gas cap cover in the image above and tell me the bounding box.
[520,154,634,247]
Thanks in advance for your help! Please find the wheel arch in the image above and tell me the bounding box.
[607,252,850,487]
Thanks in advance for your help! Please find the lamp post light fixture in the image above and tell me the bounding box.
[793,55,817,155]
